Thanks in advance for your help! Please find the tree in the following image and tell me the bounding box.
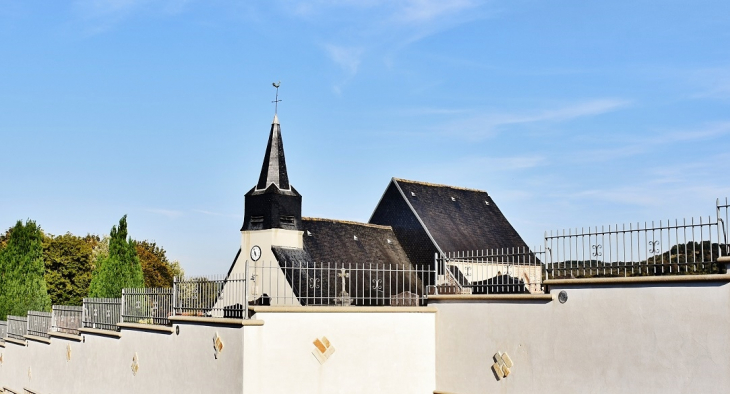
[88,215,145,298]
[0,220,52,319]
[135,240,174,288]
[43,233,94,306]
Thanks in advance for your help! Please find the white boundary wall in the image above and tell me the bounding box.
[0,310,435,394]
[243,309,436,394]
[433,279,730,394]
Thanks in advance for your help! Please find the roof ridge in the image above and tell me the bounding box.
[302,217,393,230]
[393,178,487,194]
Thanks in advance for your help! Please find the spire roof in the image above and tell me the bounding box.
[256,115,290,191]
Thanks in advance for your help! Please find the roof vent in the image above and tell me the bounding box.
[354,235,358,241]
[306,230,312,236]
[485,201,490,205]
[410,191,416,197]
[451,197,456,202]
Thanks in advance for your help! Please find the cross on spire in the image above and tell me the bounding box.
[272,81,282,114]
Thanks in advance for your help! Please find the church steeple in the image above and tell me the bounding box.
[256,114,290,191]
[242,114,302,232]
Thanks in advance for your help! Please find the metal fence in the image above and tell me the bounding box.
[82,298,121,331]
[174,274,246,318]
[52,305,83,336]
[27,311,51,338]
[719,197,729,257]
[0,320,7,341]
[545,215,727,279]
[249,261,431,307]
[122,288,173,326]
[7,315,27,341]
[435,246,545,294]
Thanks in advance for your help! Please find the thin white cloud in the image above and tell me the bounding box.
[193,209,240,219]
[325,45,364,75]
[398,0,477,23]
[146,208,183,219]
[436,99,631,139]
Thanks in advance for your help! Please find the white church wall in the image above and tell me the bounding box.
[242,309,437,394]
[432,278,730,394]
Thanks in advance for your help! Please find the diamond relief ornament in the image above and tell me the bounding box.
[213,332,224,359]
[312,336,335,364]
[492,351,514,381]
[131,353,139,376]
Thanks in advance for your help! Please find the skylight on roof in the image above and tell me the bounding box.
[451,197,456,202]
[410,191,416,197]
[306,230,312,236]
[485,201,490,205]
[387,239,392,244]
[353,235,358,241]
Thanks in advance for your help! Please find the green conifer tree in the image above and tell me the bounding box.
[88,215,145,298]
[0,220,52,320]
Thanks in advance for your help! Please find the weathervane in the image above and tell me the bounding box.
[272,81,282,114]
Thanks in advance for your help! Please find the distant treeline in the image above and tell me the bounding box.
[0,215,184,320]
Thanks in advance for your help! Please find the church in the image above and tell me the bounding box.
[223,113,536,307]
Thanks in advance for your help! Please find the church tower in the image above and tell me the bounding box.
[225,114,304,305]
[241,114,302,231]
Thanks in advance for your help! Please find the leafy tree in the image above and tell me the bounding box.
[135,240,174,288]
[43,233,94,306]
[88,215,145,298]
[0,220,52,319]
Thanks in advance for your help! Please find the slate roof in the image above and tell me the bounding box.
[300,218,414,267]
[270,218,424,305]
[373,178,529,254]
[255,114,293,193]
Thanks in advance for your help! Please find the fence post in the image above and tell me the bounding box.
[244,261,249,320]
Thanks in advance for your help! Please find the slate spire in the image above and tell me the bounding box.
[256,114,290,191]
[242,114,302,232]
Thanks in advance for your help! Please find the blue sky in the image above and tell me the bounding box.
[1,0,729,275]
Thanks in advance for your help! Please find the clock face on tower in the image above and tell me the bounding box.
[250,245,262,261]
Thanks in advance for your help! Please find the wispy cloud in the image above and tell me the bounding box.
[72,0,193,33]
[434,98,631,139]
[573,121,730,163]
[325,44,364,75]
[689,67,730,100]
[147,208,183,218]
[278,0,489,91]
[193,209,240,219]
[397,0,478,23]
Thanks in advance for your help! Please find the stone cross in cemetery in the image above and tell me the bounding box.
[336,268,352,306]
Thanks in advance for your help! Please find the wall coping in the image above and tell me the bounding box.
[169,316,265,326]
[78,328,122,338]
[118,322,175,334]
[48,331,82,342]
[0,341,5,348]
[24,335,51,344]
[544,274,730,286]
[251,306,437,313]
[4,338,26,346]
[428,294,553,302]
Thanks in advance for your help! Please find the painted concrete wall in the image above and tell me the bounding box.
[242,310,436,394]
[433,280,730,394]
[0,310,435,394]
[0,323,244,394]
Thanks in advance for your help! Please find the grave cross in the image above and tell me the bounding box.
[338,268,349,293]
